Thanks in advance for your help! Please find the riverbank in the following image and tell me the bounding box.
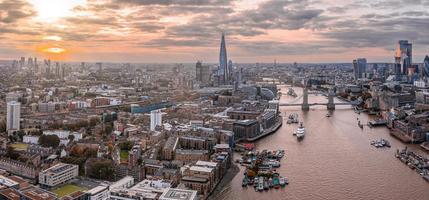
[208,163,240,200]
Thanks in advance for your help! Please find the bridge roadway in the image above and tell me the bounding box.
[279,102,352,107]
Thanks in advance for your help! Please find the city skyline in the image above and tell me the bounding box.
[1,0,429,63]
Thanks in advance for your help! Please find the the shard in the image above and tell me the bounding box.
[219,32,228,84]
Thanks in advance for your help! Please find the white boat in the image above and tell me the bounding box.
[296,122,305,139]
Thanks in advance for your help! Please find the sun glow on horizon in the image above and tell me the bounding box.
[42,47,66,54]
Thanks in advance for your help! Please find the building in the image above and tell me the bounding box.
[159,188,198,200]
[6,101,20,134]
[196,61,211,84]
[233,120,260,141]
[150,109,162,131]
[86,185,110,200]
[423,55,429,80]
[175,149,209,163]
[352,58,367,80]
[395,40,412,75]
[110,179,172,200]
[39,163,78,187]
[109,176,135,190]
[0,158,39,181]
[219,33,228,84]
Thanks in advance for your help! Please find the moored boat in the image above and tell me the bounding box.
[296,122,305,139]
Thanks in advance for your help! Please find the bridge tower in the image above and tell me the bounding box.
[327,88,335,110]
[302,87,309,111]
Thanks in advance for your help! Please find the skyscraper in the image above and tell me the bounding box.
[395,40,412,75]
[219,33,228,84]
[7,101,20,134]
[196,61,211,83]
[423,55,429,80]
[228,60,233,80]
[353,58,367,80]
[196,61,203,82]
[150,109,162,131]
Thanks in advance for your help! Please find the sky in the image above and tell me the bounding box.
[0,0,429,63]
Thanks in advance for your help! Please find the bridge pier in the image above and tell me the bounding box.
[302,87,309,111]
[327,89,335,110]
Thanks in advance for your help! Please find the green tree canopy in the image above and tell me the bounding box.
[38,134,60,148]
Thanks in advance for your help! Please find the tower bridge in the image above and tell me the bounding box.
[279,87,357,110]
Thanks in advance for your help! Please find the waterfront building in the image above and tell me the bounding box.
[6,101,20,134]
[219,33,228,84]
[395,40,412,75]
[39,163,79,187]
[150,109,162,131]
[352,58,367,80]
[233,120,260,141]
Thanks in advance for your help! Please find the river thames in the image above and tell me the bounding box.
[213,85,429,200]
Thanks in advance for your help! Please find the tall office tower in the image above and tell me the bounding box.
[196,61,203,82]
[55,62,60,78]
[7,101,21,134]
[150,109,162,131]
[219,32,228,84]
[423,55,429,80]
[228,60,233,81]
[27,57,33,67]
[61,65,65,80]
[394,40,412,75]
[44,59,51,76]
[96,62,102,72]
[19,57,25,69]
[34,57,38,73]
[352,58,367,80]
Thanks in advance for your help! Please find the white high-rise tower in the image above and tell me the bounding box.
[150,109,162,131]
[7,101,20,134]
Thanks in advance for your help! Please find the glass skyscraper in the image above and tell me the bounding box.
[394,40,412,75]
[423,55,429,80]
[219,33,228,84]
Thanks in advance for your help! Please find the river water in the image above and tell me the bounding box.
[216,85,429,200]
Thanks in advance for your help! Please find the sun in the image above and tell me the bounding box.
[29,0,86,22]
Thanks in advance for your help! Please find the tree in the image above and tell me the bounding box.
[87,159,115,181]
[119,141,133,151]
[6,146,20,160]
[89,117,100,127]
[38,135,60,148]
[68,135,75,142]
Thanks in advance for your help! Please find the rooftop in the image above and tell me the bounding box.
[159,188,198,200]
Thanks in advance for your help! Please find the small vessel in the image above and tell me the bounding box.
[326,113,331,117]
[242,177,248,187]
[279,176,286,187]
[296,122,305,139]
[268,178,273,188]
[258,177,264,191]
[263,178,269,190]
[273,174,280,189]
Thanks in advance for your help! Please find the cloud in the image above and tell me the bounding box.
[0,0,36,23]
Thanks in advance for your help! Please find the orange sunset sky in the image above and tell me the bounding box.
[0,0,428,63]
